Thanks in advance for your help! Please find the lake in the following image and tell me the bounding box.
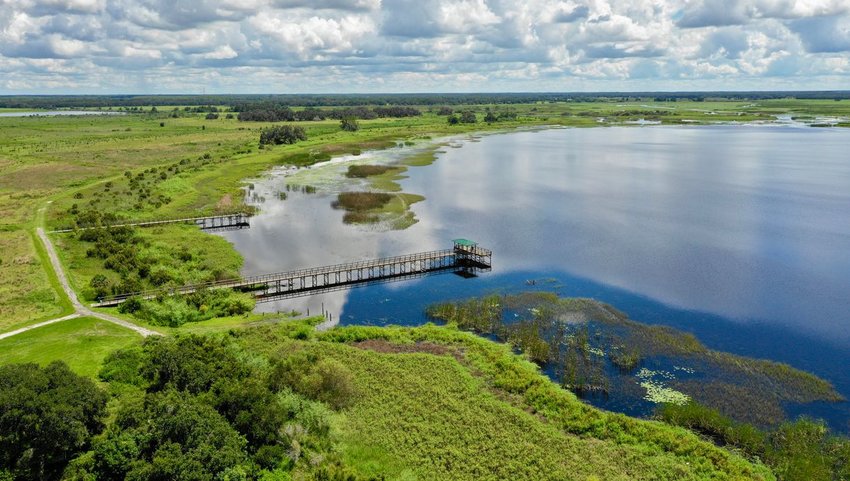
[220,125,850,430]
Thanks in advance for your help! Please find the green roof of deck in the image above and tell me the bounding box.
[452,239,477,246]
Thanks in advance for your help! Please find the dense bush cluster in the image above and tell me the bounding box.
[238,107,323,122]
[75,222,252,325]
[80,225,150,297]
[238,105,421,122]
[67,335,367,481]
[118,289,254,327]
[259,125,307,146]
[447,109,516,125]
[447,111,478,124]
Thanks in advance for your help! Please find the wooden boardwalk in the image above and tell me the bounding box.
[92,241,492,308]
[50,213,251,234]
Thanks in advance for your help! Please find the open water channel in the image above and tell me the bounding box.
[219,125,850,430]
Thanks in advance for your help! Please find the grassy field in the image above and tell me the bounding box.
[0,316,140,377]
[1,99,849,335]
[229,321,775,480]
[0,230,67,331]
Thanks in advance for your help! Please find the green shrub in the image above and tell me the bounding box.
[88,274,111,299]
[270,353,357,409]
[98,346,145,385]
[259,125,307,146]
[123,290,254,327]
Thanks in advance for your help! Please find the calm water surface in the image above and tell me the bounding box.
[221,126,850,430]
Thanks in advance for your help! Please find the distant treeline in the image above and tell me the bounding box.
[236,105,421,122]
[3,91,850,109]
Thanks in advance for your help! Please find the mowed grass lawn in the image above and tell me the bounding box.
[0,316,141,378]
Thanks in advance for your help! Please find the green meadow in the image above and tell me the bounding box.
[0,316,140,378]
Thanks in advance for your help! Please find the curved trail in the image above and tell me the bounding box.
[16,227,162,338]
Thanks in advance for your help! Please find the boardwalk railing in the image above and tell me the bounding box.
[50,212,252,234]
[92,243,492,308]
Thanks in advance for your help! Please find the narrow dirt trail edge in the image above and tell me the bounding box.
[0,313,81,341]
[33,227,161,338]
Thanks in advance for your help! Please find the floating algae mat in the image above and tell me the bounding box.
[427,292,843,426]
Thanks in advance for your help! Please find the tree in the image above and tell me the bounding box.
[89,389,249,481]
[498,110,518,121]
[484,110,497,123]
[447,114,459,125]
[340,117,359,132]
[259,125,307,146]
[89,274,111,299]
[0,362,108,481]
[460,111,477,123]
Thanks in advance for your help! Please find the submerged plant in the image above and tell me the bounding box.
[426,292,842,426]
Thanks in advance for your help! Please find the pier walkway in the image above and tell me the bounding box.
[49,213,251,233]
[92,240,492,308]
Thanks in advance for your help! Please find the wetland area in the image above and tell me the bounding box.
[223,125,850,431]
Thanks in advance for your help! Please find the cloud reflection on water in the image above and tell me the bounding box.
[221,126,850,344]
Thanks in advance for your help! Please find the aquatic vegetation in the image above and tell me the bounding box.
[329,191,424,229]
[640,380,691,405]
[427,292,843,427]
[345,164,394,178]
[358,165,408,192]
[608,344,641,372]
[637,368,691,405]
[659,402,850,481]
[332,192,393,211]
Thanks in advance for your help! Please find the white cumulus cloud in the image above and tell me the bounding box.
[0,0,848,92]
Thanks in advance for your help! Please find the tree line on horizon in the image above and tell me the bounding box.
[235,105,421,122]
[3,91,850,109]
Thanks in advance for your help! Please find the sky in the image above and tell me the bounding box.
[1,0,849,94]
